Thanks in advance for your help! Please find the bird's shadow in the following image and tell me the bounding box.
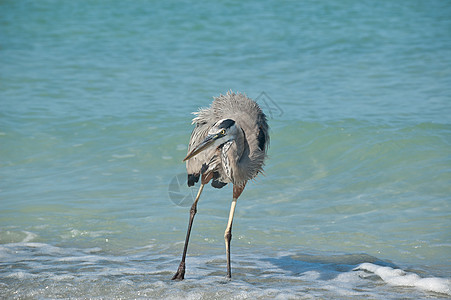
[261,252,397,281]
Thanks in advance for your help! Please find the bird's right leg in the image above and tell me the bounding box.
[224,183,246,279]
[172,183,205,280]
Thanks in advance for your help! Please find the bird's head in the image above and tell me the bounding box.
[183,118,238,161]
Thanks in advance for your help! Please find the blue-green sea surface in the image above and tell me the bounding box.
[1,0,450,298]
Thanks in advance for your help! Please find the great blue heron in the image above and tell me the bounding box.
[172,91,269,280]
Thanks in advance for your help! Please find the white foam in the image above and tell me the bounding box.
[356,263,451,295]
[111,153,135,159]
[21,231,37,243]
[300,270,320,280]
[66,229,113,238]
[52,274,75,281]
[6,271,38,279]
[176,144,187,151]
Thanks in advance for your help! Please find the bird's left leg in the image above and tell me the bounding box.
[172,173,213,281]
[172,183,205,281]
[224,183,246,279]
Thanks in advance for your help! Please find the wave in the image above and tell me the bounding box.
[356,263,450,295]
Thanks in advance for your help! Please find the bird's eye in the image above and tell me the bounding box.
[220,129,226,135]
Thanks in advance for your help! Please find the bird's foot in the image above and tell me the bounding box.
[172,262,185,281]
[226,271,232,281]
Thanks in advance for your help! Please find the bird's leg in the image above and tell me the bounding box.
[224,198,237,279]
[172,183,205,281]
[224,183,246,279]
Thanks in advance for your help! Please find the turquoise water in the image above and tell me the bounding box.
[1,0,450,298]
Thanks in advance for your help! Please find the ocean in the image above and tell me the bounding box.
[1,0,450,298]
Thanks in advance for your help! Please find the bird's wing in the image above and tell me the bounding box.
[185,107,215,186]
[211,92,269,180]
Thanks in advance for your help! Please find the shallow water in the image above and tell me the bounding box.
[1,0,450,298]
[1,242,450,299]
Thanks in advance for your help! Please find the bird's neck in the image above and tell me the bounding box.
[221,126,247,183]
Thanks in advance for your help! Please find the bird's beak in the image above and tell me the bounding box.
[183,134,218,161]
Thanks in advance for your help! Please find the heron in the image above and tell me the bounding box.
[172,91,269,280]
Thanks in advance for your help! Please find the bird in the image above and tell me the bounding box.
[172,91,269,280]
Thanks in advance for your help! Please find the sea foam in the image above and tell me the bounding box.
[356,263,451,295]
